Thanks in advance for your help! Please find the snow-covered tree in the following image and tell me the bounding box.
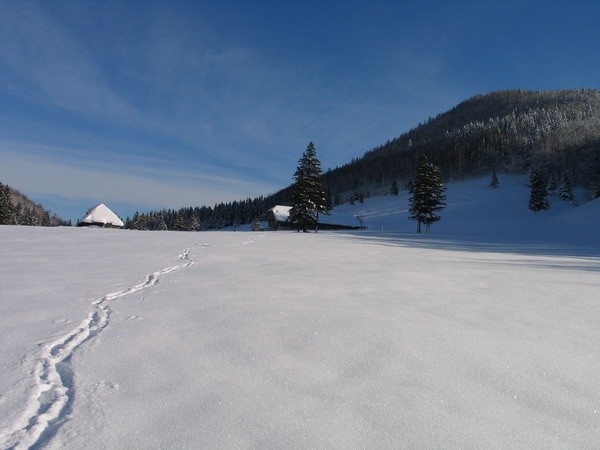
[189,214,201,231]
[156,214,169,231]
[0,182,14,225]
[408,154,446,233]
[558,173,574,202]
[529,168,550,213]
[175,212,189,231]
[13,203,23,225]
[129,212,147,230]
[289,142,330,232]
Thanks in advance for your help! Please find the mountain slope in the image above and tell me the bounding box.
[336,174,598,246]
[267,89,600,207]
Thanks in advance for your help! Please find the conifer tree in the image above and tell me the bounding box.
[548,176,557,195]
[349,179,359,205]
[156,214,169,231]
[289,142,330,232]
[0,182,14,225]
[175,212,189,231]
[558,173,574,202]
[528,168,550,213]
[130,212,146,230]
[333,192,341,206]
[251,217,261,231]
[489,168,499,189]
[13,203,23,225]
[408,154,446,233]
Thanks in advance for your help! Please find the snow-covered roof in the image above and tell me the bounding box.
[269,205,292,222]
[78,204,124,228]
[268,205,359,227]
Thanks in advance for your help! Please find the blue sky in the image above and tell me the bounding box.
[1,0,599,223]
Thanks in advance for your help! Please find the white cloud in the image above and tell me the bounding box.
[0,147,280,212]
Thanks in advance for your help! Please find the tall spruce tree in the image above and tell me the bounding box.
[528,168,550,213]
[289,142,330,232]
[408,154,446,233]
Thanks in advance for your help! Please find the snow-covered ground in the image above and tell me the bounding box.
[1,175,599,449]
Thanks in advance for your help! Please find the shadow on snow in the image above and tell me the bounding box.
[338,231,600,273]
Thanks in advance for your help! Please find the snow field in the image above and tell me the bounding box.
[1,175,599,448]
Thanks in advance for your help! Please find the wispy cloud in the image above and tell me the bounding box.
[1,145,280,213]
[4,0,595,223]
[0,1,140,122]
[1,1,444,168]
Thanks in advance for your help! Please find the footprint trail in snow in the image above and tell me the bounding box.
[0,249,195,450]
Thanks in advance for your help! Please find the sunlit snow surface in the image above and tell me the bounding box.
[1,176,599,449]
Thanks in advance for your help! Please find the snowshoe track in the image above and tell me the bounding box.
[0,249,195,450]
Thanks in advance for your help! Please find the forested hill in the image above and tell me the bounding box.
[272,89,600,206]
[128,89,600,231]
[0,181,66,226]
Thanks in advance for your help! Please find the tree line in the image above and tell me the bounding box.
[125,196,268,231]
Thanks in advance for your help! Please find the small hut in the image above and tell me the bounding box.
[77,204,124,228]
[266,205,361,230]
